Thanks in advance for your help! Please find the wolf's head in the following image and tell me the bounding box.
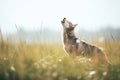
[61,18,78,37]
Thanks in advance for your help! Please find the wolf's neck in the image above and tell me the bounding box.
[63,31,77,45]
[63,31,67,44]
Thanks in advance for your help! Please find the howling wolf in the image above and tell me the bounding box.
[61,18,111,64]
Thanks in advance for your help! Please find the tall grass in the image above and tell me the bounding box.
[0,37,120,80]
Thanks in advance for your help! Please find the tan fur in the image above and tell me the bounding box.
[61,18,111,64]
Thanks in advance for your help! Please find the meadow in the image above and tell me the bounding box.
[0,37,120,80]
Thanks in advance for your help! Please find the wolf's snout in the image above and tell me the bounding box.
[63,17,66,20]
[61,18,66,23]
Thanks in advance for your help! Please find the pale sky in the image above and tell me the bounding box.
[0,0,120,33]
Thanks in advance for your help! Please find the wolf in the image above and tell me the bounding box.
[61,18,111,64]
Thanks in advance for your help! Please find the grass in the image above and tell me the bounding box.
[0,38,120,80]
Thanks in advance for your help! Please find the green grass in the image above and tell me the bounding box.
[0,39,120,80]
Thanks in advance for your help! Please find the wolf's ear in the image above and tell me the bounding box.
[71,24,78,30]
[74,24,78,27]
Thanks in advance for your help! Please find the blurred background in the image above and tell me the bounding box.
[0,0,120,42]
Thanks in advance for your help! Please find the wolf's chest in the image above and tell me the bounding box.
[64,42,79,54]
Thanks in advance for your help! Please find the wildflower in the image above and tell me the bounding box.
[3,57,7,60]
[52,72,57,77]
[58,59,62,62]
[89,71,96,76]
[10,66,15,71]
[103,72,107,76]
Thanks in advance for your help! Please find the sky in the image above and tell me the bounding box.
[0,0,120,33]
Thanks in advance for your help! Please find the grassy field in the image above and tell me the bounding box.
[0,38,120,80]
